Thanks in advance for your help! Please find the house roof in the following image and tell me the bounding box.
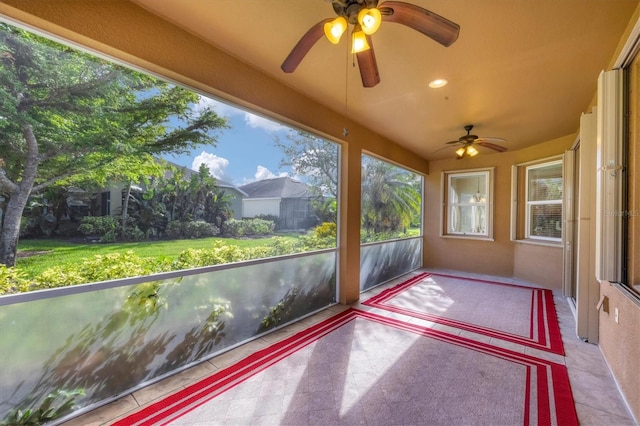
[239,177,312,199]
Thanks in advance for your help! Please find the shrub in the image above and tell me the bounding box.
[247,218,275,236]
[360,229,410,243]
[254,214,279,224]
[165,221,183,239]
[78,216,118,238]
[222,218,274,238]
[33,251,172,288]
[183,221,219,238]
[297,222,337,250]
[313,222,337,239]
[173,243,249,269]
[129,226,147,242]
[100,229,117,243]
[267,237,299,256]
[165,221,219,239]
[221,219,244,237]
[0,265,31,295]
[172,238,297,270]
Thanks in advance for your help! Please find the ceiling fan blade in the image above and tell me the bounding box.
[356,36,380,87]
[445,140,461,145]
[379,1,460,47]
[281,18,332,73]
[476,141,507,152]
[475,137,507,143]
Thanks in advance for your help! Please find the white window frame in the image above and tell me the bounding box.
[441,168,494,240]
[525,160,563,242]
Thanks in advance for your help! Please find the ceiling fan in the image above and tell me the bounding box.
[446,125,507,158]
[281,0,460,88]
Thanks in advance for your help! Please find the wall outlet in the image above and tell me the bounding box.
[614,308,619,324]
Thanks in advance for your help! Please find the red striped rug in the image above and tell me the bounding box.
[363,272,565,355]
[114,308,577,425]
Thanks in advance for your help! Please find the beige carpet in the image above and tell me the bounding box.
[115,308,577,425]
[363,272,565,355]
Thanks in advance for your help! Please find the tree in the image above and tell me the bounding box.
[0,23,228,266]
[274,131,339,198]
[361,156,421,237]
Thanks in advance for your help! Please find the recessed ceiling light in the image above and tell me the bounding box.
[429,79,448,88]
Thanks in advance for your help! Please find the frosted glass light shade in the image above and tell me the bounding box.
[324,16,347,44]
[358,8,382,35]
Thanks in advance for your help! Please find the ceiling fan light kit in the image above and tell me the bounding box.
[282,0,460,88]
[455,145,478,158]
[449,125,507,159]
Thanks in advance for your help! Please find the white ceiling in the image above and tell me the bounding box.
[131,0,637,160]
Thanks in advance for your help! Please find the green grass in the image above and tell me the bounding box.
[16,235,299,278]
[15,227,422,279]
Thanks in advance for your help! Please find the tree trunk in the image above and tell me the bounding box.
[0,124,40,267]
[0,192,31,267]
[122,181,132,235]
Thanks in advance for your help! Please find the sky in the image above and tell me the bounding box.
[162,96,293,187]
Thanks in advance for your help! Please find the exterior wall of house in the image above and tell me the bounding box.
[95,187,123,217]
[223,189,243,220]
[425,135,573,289]
[242,198,280,218]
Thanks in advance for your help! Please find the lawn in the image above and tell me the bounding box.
[16,234,300,278]
[14,228,421,279]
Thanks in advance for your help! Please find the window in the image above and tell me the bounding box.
[0,21,340,293]
[511,157,563,244]
[360,154,423,291]
[441,168,493,239]
[361,155,423,242]
[525,161,563,241]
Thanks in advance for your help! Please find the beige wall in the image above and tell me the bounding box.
[599,281,640,421]
[425,135,574,289]
[596,8,640,421]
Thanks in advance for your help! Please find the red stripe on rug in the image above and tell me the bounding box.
[114,309,360,426]
[354,309,577,425]
[551,363,580,425]
[114,307,577,426]
[363,272,565,355]
[524,365,532,426]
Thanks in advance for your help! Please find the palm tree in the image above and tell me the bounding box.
[361,157,421,238]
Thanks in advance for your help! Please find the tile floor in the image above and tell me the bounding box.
[62,270,637,425]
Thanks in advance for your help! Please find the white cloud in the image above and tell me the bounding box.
[192,151,229,180]
[195,96,241,119]
[239,166,288,185]
[244,113,285,133]
[255,165,288,180]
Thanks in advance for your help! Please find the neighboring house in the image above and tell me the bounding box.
[239,177,319,230]
[214,179,247,220]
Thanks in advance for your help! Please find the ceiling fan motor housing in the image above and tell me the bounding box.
[461,125,478,142]
[332,0,380,23]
